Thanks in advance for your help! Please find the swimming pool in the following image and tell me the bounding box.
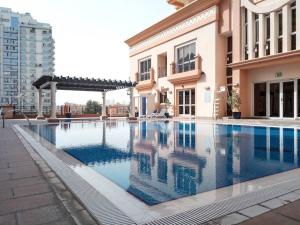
[26,121,300,206]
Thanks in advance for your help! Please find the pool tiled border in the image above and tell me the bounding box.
[14,122,300,225]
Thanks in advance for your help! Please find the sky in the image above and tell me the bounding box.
[0,0,174,105]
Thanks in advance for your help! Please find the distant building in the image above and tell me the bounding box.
[108,104,129,117]
[58,102,85,115]
[0,7,55,113]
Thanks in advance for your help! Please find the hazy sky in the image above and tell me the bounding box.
[0,0,174,105]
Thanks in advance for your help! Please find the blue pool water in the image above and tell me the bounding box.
[26,121,300,205]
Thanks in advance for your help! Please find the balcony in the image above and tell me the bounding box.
[135,68,155,91]
[168,55,202,84]
[158,67,167,78]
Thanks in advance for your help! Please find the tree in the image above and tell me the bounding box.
[84,100,102,114]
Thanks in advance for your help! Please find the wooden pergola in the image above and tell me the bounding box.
[32,75,136,121]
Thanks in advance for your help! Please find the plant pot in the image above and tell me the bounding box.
[232,112,241,119]
[65,112,72,118]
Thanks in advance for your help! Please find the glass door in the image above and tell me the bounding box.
[178,89,195,116]
[282,81,294,118]
[270,83,280,117]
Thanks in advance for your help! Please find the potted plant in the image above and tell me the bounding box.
[227,89,241,119]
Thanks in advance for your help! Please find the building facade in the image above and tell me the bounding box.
[126,0,300,119]
[0,7,55,113]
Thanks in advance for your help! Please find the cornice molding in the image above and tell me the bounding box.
[129,5,218,57]
[125,0,220,47]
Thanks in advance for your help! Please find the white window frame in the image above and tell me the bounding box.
[138,57,151,81]
[175,40,196,73]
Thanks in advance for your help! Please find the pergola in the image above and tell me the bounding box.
[32,75,136,121]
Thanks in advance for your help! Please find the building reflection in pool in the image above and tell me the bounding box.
[26,121,300,205]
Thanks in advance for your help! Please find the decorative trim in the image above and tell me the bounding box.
[125,0,220,46]
[129,5,218,56]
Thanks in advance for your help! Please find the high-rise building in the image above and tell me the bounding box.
[0,7,55,113]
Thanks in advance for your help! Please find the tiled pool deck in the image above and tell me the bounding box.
[2,118,300,225]
[0,120,98,225]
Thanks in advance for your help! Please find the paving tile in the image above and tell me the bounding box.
[8,160,35,168]
[0,176,46,191]
[274,200,300,222]
[260,198,289,209]
[214,213,249,225]
[238,212,300,225]
[44,218,76,225]
[13,183,51,198]
[17,205,68,225]
[278,192,300,202]
[0,189,13,201]
[238,205,270,218]
[0,192,56,215]
[0,213,17,225]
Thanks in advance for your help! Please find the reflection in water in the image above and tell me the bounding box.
[26,121,300,205]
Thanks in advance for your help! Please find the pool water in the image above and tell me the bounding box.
[27,121,300,205]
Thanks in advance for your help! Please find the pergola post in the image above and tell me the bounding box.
[128,87,137,121]
[48,82,59,123]
[36,88,45,120]
[100,92,107,120]
[129,87,135,117]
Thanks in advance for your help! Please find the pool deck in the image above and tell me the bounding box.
[0,120,98,225]
[2,118,300,225]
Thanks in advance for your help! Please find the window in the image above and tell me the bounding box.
[265,15,271,55]
[291,1,296,50]
[176,42,196,73]
[160,92,167,104]
[139,58,151,81]
[244,8,249,60]
[278,11,283,53]
[254,14,259,58]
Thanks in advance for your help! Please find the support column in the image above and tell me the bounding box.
[297,0,300,49]
[129,88,135,118]
[36,88,44,119]
[270,12,277,54]
[247,11,254,59]
[48,82,58,122]
[100,92,107,120]
[283,4,291,52]
[259,14,265,57]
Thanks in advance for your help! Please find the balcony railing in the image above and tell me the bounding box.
[135,68,155,91]
[168,55,202,84]
[158,67,167,78]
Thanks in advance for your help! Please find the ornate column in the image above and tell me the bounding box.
[36,88,44,119]
[247,11,254,59]
[283,4,291,52]
[259,14,265,57]
[49,82,58,122]
[270,12,277,54]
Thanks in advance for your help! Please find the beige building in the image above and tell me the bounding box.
[126,0,300,119]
